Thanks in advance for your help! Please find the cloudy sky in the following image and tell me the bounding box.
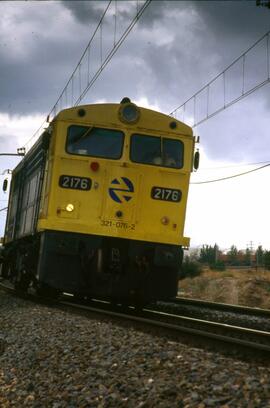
[0,0,269,251]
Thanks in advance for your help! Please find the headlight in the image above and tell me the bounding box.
[119,102,140,124]
[66,203,74,212]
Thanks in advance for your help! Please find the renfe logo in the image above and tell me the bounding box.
[109,177,134,203]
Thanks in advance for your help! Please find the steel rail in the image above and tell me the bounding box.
[173,296,270,318]
[0,281,15,293]
[60,299,270,354]
[1,282,270,353]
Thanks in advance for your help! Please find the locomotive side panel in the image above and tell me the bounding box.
[4,138,47,243]
[4,171,22,243]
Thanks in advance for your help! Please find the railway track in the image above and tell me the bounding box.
[1,281,270,357]
[174,296,270,318]
[60,297,270,355]
[153,296,270,333]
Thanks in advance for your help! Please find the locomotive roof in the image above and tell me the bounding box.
[12,102,193,175]
[53,103,193,137]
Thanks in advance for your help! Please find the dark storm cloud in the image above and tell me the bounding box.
[183,1,270,161]
[0,45,77,116]
[61,1,105,24]
[146,1,269,92]
[193,1,270,39]
[190,1,270,83]
[0,2,99,116]
[136,0,182,27]
[130,1,270,162]
[0,0,269,164]
[61,0,159,28]
[0,1,155,116]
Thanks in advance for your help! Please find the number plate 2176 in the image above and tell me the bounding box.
[59,175,91,190]
[151,186,182,202]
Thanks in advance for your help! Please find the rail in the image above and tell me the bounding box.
[1,281,270,356]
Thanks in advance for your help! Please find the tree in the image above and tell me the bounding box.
[244,248,252,266]
[199,244,218,265]
[264,250,270,270]
[179,255,202,279]
[227,245,238,265]
[256,245,264,267]
[256,1,270,9]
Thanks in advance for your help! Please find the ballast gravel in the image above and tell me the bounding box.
[0,291,270,408]
[157,302,270,332]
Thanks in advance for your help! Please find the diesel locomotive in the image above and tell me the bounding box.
[0,98,197,304]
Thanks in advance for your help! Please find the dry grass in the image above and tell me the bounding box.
[179,267,270,309]
[201,267,270,281]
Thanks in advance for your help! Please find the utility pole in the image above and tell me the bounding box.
[247,241,253,267]
[214,243,218,264]
[0,148,25,157]
[0,150,25,193]
[247,241,253,252]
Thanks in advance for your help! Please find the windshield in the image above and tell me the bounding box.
[130,134,184,168]
[66,125,124,159]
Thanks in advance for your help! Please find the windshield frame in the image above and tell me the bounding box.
[129,133,184,169]
[65,124,125,160]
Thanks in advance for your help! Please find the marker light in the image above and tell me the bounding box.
[66,204,74,212]
[119,102,140,124]
[161,216,169,225]
[90,162,100,172]
[169,121,177,129]
[77,108,86,117]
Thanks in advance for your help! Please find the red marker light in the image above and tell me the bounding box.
[90,162,99,172]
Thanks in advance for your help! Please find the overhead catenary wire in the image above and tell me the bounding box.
[21,1,112,150]
[74,0,152,106]
[23,0,152,151]
[198,160,270,170]
[169,29,270,128]
[191,163,270,184]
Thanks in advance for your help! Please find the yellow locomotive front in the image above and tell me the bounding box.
[39,100,193,246]
[2,98,196,304]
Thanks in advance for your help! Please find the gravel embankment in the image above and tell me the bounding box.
[1,290,270,408]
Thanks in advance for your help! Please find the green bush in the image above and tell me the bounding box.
[179,257,202,279]
[209,261,226,271]
[264,250,270,270]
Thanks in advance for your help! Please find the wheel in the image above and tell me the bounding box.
[14,269,30,293]
[35,283,60,300]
